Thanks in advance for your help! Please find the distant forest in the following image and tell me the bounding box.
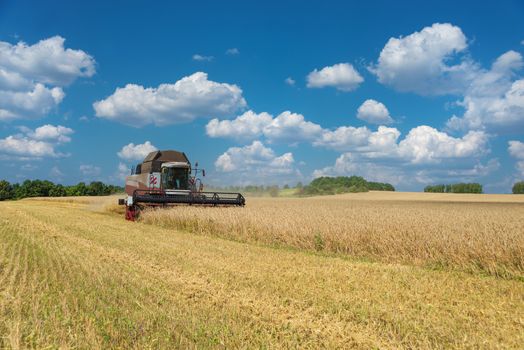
[299,176,395,196]
[424,183,483,194]
[0,180,123,201]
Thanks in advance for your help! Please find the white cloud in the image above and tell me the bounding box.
[206,110,323,143]
[508,140,524,177]
[0,83,64,121]
[22,124,73,143]
[361,126,402,157]
[446,51,524,131]
[306,63,364,91]
[397,126,488,164]
[79,164,101,177]
[93,72,247,127]
[0,36,95,86]
[508,140,524,159]
[356,99,393,124]
[207,108,488,165]
[371,23,478,95]
[214,141,297,184]
[0,135,58,157]
[117,141,158,161]
[263,111,323,142]
[0,124,73,159]
[371,24,523,132]
[225,48,239,55]
[206,110,273,141]
[0,36,95,121]
[215,141,277,172]
[192,54,214,62]
[285,77,295,86]
[316,124,487,164]
[313,125,372,151]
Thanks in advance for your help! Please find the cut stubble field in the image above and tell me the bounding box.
[1,192,523,348]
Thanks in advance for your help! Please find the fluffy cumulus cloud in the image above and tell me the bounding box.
[0,36,95,121]
[206,110,323,142]
[0,124,73,159]
[263,111,323,142]
[0,84,64,120]
[93,72,247,127]
[396,126,488,164]
[446,51,524,131]
[207,108,488,165]
[371,23,478,95]
[117,141,158,161]
[20,124,74,143]
[306,63,364,91]
[313,125,373,151]
[508,140,524,176]
[508,140,524,159]
[314,124,487,164]
[356,99,393,124]
[206,111,274,140]
[371,23,524,132]
[214,141,299,184]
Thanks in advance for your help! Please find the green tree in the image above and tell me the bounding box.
[0,180,14,201]
[88,181,110,196]
[512,181,524,194]
[49,184,67,197]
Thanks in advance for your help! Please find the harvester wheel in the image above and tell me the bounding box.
[125,205,138,221]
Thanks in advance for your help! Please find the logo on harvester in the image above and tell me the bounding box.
[149,174,158,185]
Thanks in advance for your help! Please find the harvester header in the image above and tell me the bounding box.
[118,149,245,220]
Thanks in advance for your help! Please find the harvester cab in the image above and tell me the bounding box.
[118,150,245,221]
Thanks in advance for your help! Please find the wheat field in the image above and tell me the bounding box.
[142,192,524,279]
[1,193,523,348]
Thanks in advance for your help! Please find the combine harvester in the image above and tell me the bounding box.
[118,150,245,220]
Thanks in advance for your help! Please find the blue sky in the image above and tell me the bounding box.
[0,0,523,192]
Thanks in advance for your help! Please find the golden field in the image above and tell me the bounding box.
[0,192,523,348]
[143,192,524,279]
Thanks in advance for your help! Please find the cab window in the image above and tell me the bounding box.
[161,167,189,190]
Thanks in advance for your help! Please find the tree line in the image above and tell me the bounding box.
[0,179,124,201]
[299,176,395,196]
[424,183,483,193]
